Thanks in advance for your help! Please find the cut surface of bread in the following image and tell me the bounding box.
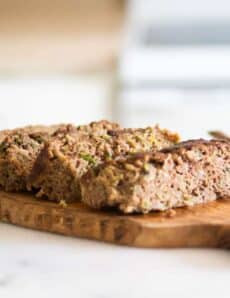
[80,139,230,214]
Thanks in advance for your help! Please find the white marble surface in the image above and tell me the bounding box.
[0,223,229,298]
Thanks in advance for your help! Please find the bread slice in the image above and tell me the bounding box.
[29,123,179,203]
[0,125,63,191]
[80,139,230,214]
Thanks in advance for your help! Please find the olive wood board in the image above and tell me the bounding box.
[0,191,230,248]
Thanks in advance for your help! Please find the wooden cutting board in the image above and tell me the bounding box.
[0,191,230,248]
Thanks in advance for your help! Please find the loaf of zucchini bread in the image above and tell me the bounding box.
[29,123,179,203]
[80,139,230,214]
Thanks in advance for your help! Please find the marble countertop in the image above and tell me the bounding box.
[1,223,229,298]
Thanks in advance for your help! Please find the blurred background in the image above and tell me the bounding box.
[1,0,230,139]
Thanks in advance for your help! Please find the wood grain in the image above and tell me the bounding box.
[0,191,230,248]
